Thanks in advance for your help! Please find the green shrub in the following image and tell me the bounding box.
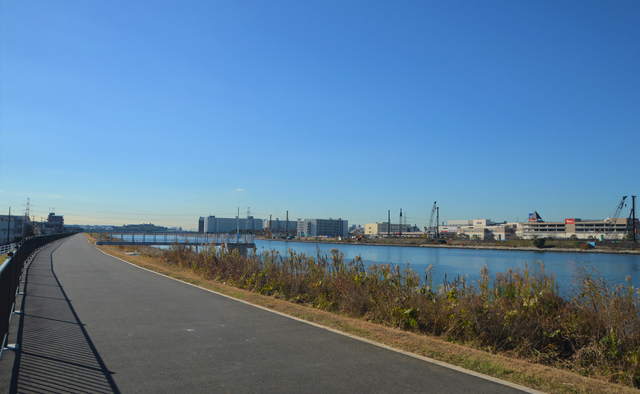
[533,238,546,248]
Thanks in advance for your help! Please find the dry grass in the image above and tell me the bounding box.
[83,233,639,394]
[283,236,640,253]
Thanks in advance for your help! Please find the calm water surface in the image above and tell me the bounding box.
[255,239,640,292]
[124,234,640,292]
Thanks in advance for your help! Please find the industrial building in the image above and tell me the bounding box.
[364,222,415,236]
[297,218,348,238]
[521,214,637,240]
[45,213,64,234]
[204,215,263,233]
[443,219,518,241]
[263,218,297,233]
[442,209,638,241]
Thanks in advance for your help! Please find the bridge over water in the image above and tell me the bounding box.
[96,231,256,254]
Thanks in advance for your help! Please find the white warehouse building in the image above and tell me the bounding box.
[297,218,348,238]
[204,216,263,233]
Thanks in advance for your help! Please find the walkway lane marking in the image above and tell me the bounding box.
[86,236,544,394]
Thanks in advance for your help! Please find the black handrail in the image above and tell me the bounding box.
[0,233,74,356]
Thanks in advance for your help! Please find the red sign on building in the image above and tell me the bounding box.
[565,218,575,224]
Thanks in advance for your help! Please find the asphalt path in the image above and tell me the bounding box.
[0,234,537,393]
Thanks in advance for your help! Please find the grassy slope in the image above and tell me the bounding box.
[84,233,638,394]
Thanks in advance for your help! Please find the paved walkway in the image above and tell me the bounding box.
[0,234,535,393]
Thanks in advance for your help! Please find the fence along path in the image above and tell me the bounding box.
[0,234,74,357]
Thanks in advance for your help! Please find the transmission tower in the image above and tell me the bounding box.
[24,198,31,221]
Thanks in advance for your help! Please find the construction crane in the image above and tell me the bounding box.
[605,196,627,239]
[428,201,437,238]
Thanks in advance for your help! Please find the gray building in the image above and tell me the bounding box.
[46,213,64,234]
[297,218,348,238]
[204,216,263,233]
[263,218,297,233]
[0,215,25,243]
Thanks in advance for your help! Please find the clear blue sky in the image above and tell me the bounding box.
[1,1,638,230]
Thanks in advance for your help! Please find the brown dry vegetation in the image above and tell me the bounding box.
[84,233,640,394]
[284,236,640,253]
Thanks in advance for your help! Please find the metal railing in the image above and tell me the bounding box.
[0,233,74,358]
[0,243,17,256]
[97,232,255,245]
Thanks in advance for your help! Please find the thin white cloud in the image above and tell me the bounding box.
[237,189,244,192]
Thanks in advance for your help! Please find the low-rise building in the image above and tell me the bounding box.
[448,219,517,241]
[46,213,64,234]
[522,216,637,240]
[446,220,473,226]
[437,226,460,238]
[297,218,348,238]
[0,215,26,243]
[204,216,263,233]
[262,218,297,233]
[364,222,413,236]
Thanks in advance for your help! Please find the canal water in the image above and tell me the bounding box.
[255,239,640,293]
[119,234,640,292]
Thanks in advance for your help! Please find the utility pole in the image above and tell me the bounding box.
[436,207,440,238]
[387,210,390,238]
[399,209,402,238]
[286,211,289,238]
[24,198,31,236]
[632,195,637,242]
[236,207,239,236]
[7,207,11,244]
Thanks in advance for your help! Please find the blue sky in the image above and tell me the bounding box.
[1,1,638,230]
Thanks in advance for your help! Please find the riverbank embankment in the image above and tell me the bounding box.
[257,237,640,255]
